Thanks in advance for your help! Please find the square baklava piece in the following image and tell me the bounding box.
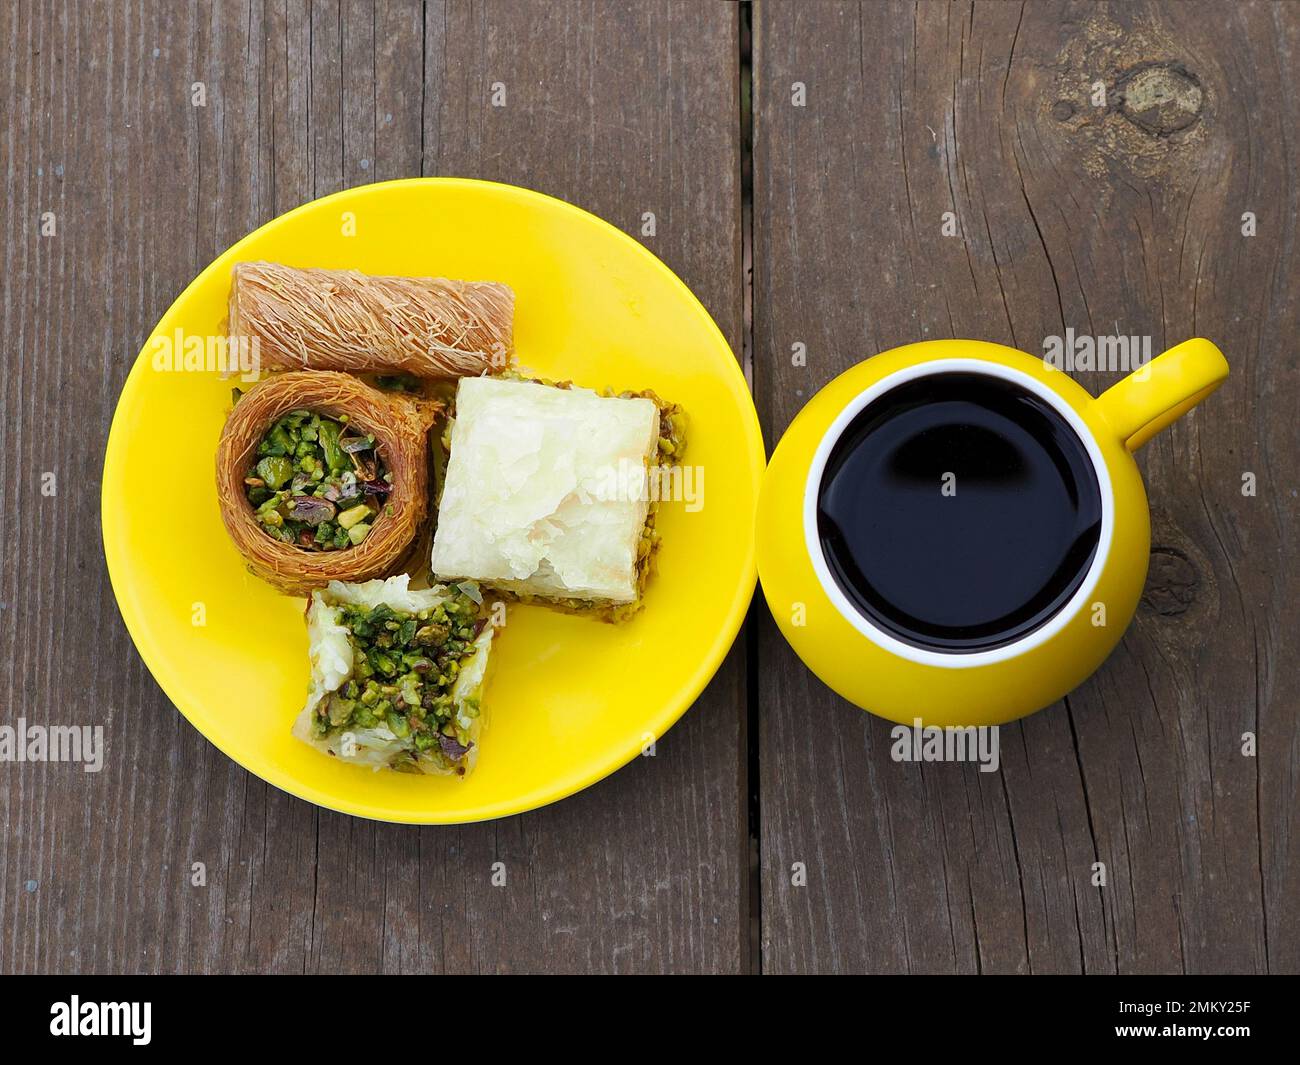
[430,376,675,617]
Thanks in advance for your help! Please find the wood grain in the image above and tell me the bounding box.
[753,0,1298,974]
[3,0,1293,976]
[0,0,744,974]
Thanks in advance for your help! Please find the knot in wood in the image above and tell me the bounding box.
[1117,63,1204,136]
[1141,546,1199,616]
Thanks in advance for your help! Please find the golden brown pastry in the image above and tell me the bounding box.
[216,371,439,595]
[229,261,513,378]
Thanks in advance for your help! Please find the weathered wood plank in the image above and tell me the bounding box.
[0,0,744,974]
[754,0,1298,973]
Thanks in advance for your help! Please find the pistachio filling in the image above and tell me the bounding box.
[244,409,393,550]
[313,592,484,764]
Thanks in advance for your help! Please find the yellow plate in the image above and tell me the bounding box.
[102,178,763,824]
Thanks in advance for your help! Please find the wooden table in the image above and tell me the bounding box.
[3,1,1294,974]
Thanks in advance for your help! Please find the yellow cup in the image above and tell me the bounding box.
[756,338,1228,726]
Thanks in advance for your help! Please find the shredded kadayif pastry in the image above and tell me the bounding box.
[216,371,441,595]
[229,261,514,378]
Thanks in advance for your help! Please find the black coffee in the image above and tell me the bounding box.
[817,372,1102,652]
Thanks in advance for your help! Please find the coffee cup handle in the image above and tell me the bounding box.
[1092,338,1229,451]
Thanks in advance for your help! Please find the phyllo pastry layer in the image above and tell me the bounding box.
[430,377,660,607]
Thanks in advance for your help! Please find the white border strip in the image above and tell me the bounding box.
[802,359,1114,669]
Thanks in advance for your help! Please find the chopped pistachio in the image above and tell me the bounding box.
[245,410,386,551]
[337,503,371,530]
[256,455,294,490]
[312,591,484,764]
